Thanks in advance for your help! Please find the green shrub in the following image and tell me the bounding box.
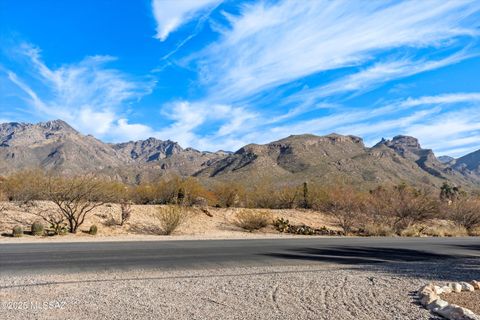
[51,223,68,235]
[88,225,98,235]
[273,218,290,232]
[31,222,44,236]
[12,225,23,237]
[234,210,271,232]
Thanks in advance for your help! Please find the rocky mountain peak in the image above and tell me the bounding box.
[112,137,184,162]
[438,156,456,165]
[38,119,77,133]
[373,135,449,179]
[377,135,421,152]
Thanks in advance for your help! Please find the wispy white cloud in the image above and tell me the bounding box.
[326,93,480,157]
[193,0,479,102]
[153,101,257,150]
[404,107,480,156]
[6,44,155,140]
[210,92,480,155]
[152,0,221,41]
[284,51,478,107]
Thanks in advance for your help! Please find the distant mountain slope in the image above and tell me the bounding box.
[438,156,456,165]
[0,119,479,188]
[0,120,224,179]
[453,149,480,180]
[195,134,473,188]
[112,138,184,162]
[0,120,128,174]
[111,138,228,177]
[374,135,450,179]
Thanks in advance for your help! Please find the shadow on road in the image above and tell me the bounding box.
[265,246,453,263]
[264,246,480,282]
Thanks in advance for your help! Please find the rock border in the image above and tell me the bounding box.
[419,281,480,320]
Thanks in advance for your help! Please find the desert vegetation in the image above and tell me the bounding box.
[234,210,272,232]
[152,205,188,235]
[0,170,479,238]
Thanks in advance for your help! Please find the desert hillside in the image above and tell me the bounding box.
[1,120,480,189]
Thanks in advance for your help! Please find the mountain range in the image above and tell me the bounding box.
[1,119,480,189]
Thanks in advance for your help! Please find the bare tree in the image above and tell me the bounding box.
[369,184,439,234]
[0,202,7,230]
[45,175,115,233]
[20,201,67,235]
[120,202,132,226]
[321,186,366,235]
[448,198,480,235]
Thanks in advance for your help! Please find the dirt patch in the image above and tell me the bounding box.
[442,290,480,315]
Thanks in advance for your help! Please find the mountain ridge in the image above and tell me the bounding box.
[1,119,479,188]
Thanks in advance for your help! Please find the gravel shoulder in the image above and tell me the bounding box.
[2,259,479,320]
[0,264,431,320]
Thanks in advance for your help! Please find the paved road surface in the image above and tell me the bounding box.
[1,237,479,274]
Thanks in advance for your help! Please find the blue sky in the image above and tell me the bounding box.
[1,0,480,157]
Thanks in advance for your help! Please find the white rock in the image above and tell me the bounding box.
[461,282,475,292]
[435,304,464,319]
[441,286,453,294]
[434,285,444,295]
[457,307,480,320]
[471,280,480,290]
[452,282,462,293]
[427,298,448,311]
[419,284,438,307]
[419,284,435,295]
[420,292,438,307]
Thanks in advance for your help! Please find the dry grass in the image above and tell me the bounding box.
[361,223,395,237]
[152,206,189,235]
[421,224,468,237]
[234,210,272,232]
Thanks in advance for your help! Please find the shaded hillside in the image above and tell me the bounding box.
[453,149,480,180]
[111,138,226,178]
[195,134,474,188]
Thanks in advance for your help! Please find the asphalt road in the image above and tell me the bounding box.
[1,237,479,274]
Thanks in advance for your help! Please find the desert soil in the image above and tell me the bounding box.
[442,291,480,315]
[0,261,450,320]
[0,201,463,242]
[0,201,341,242]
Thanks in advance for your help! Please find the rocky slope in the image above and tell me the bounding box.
[111,138,225,178]
[373,135,452,179]
[195,133,473,188]
[0,120,223,180]
[0,120,128,174]
[0,120,479,188]
[438,156,455,165]
[453,150,480,180]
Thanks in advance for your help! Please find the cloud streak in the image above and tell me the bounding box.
[193,0,480,102]
[5,44,155,140]
[152,0,221,41]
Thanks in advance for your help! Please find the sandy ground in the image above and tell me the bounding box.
[0,201,340,242]
[3,258,478,320]
[0,201,467,243]
[443,291,480,315]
